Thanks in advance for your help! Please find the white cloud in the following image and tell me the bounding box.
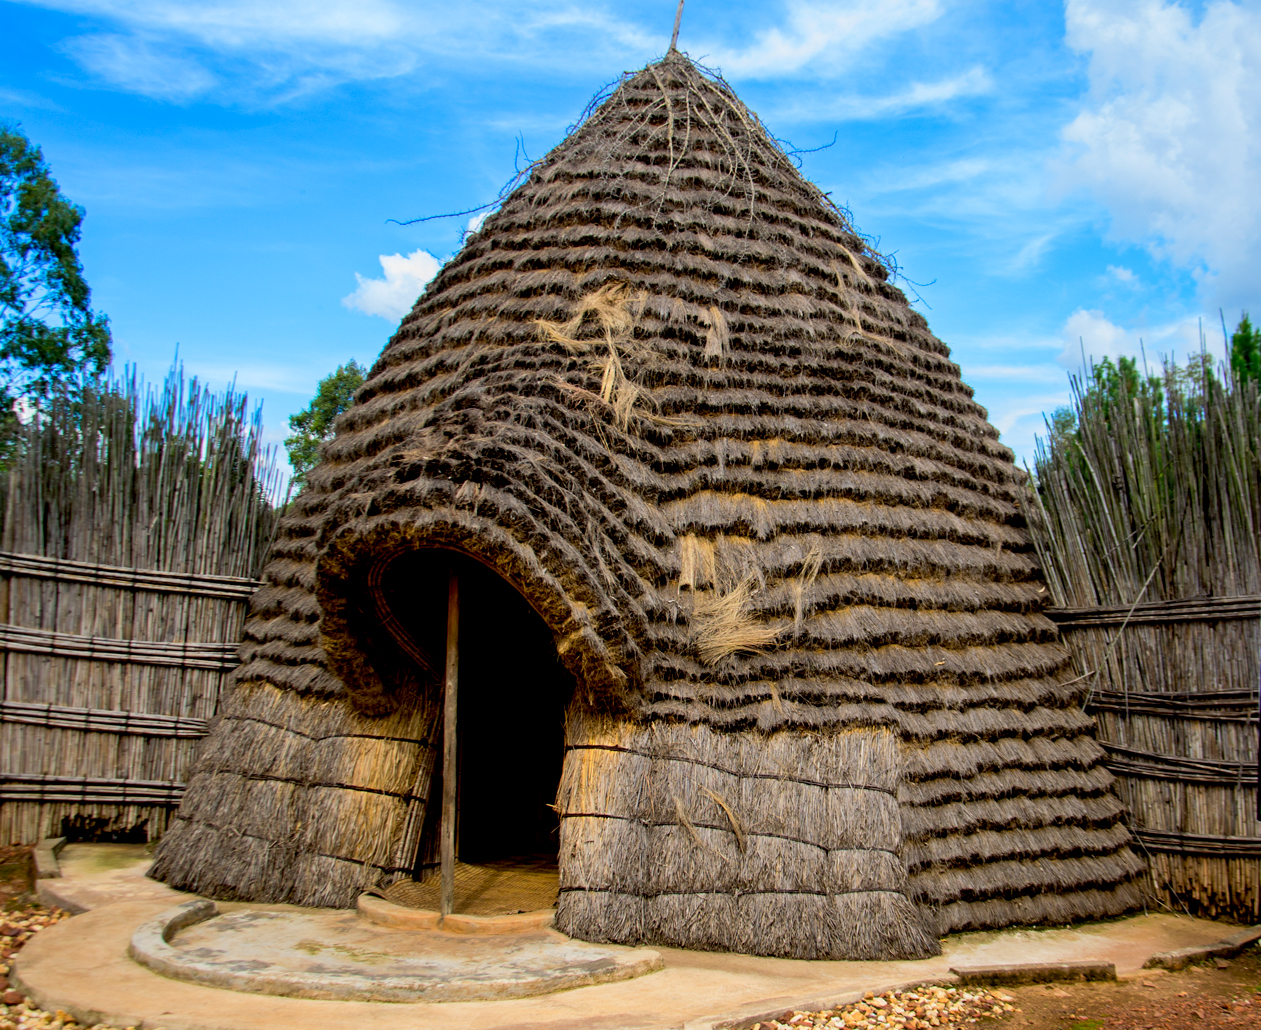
[706,0,944,78]
[888,66,991,108]
[1057,308,1206,369]
[1060,0,1261,307]
[18,0,956,101]
[466,210,490,234]
[878,158,991,194]
[342,249,442,322]
[1009,231,1057,273]
[966,363,1067,385]
[19,0,654,102]
[189,361,318,395]
[61,33,219,100]
[35,0,411,45]
[1106,264,1137,285]
[777,66,992,122]
[0,86,64,110]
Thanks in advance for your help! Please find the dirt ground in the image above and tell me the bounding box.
[0,848,32,912]
[772,951,1261,1030]
[994,953,1261,1029]
[2,849,1261,1029]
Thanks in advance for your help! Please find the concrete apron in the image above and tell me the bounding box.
[126,897,664,1003]
[19,845,1240,1030]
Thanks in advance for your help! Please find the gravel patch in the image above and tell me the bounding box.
[752,985,1017,1029]
[0,903,146,1030]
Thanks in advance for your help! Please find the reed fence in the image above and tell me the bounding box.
[1025,354,1261,922]
[0,369,281,844]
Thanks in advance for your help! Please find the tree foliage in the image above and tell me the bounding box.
[1231,312,1260,386]
[0,123,111,404]
[285,360,366,485]
[1047,354,1165,449]
[1045,313,1261,449]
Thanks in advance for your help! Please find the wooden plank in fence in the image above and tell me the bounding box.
[0,700,209,738]
[0,624,239,671]
[1133,828,1261,858]
[1047,595,1261,628]
[0,774,186,805]
[0,551,260,600]
[1086,688,1258,722]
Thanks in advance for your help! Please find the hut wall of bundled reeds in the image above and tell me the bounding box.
[1026,357,1261,922]
[152,51,1142,958]
[0,371,280,845]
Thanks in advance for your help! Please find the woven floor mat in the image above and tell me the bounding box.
[384,857,559,916]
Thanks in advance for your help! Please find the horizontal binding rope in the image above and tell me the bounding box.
[0,773,185,805]
[565,743,898,796]
[0,624,239,671]
[1133,827,1261,858]
[557,885,909,898]
[1047,594,1261,628]
[1087,689,1259,723]
[166,814,416,875]
[1101,741,1256,786]
[0,700,209,738]
[558,810,902,858]
[0,550,260,601]
[219,713,434,748]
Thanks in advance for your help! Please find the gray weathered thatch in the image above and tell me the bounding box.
[151,51,1142,959]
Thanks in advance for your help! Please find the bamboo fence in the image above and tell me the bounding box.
[0,369,281,844]
[1024,355,1261,921]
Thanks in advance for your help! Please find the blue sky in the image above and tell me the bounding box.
[2,0,1257,473]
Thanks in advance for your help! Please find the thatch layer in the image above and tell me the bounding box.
[149,680,439,904]
[154,51,1139,953]
[555,708,938,959]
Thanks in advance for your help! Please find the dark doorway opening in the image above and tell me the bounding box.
[375,550,576,876]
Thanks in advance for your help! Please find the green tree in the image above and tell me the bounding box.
[1046,355,1165,442]
[1230,312,1260,386]
[0,124,111,404]
[285,360,366,486]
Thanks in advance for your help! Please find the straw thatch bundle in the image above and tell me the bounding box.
[151,51,1141,958]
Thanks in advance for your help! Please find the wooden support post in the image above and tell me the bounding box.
[441,568,459,918]
[670,0,684,50]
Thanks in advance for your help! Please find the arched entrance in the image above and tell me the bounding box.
[374,549,576,913]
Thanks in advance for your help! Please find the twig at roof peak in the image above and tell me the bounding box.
[670,0,684,51]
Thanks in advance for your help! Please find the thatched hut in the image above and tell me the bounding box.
[151,51,1143,960]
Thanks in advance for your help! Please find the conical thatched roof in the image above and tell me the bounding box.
[152,51,1142,960]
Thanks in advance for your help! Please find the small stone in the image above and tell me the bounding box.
[1,993,21,1007]
[1215,958,1231,969]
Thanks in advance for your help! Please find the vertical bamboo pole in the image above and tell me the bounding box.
[441,568,459,918]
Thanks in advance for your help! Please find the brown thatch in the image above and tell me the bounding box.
[151,50,1142,958]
